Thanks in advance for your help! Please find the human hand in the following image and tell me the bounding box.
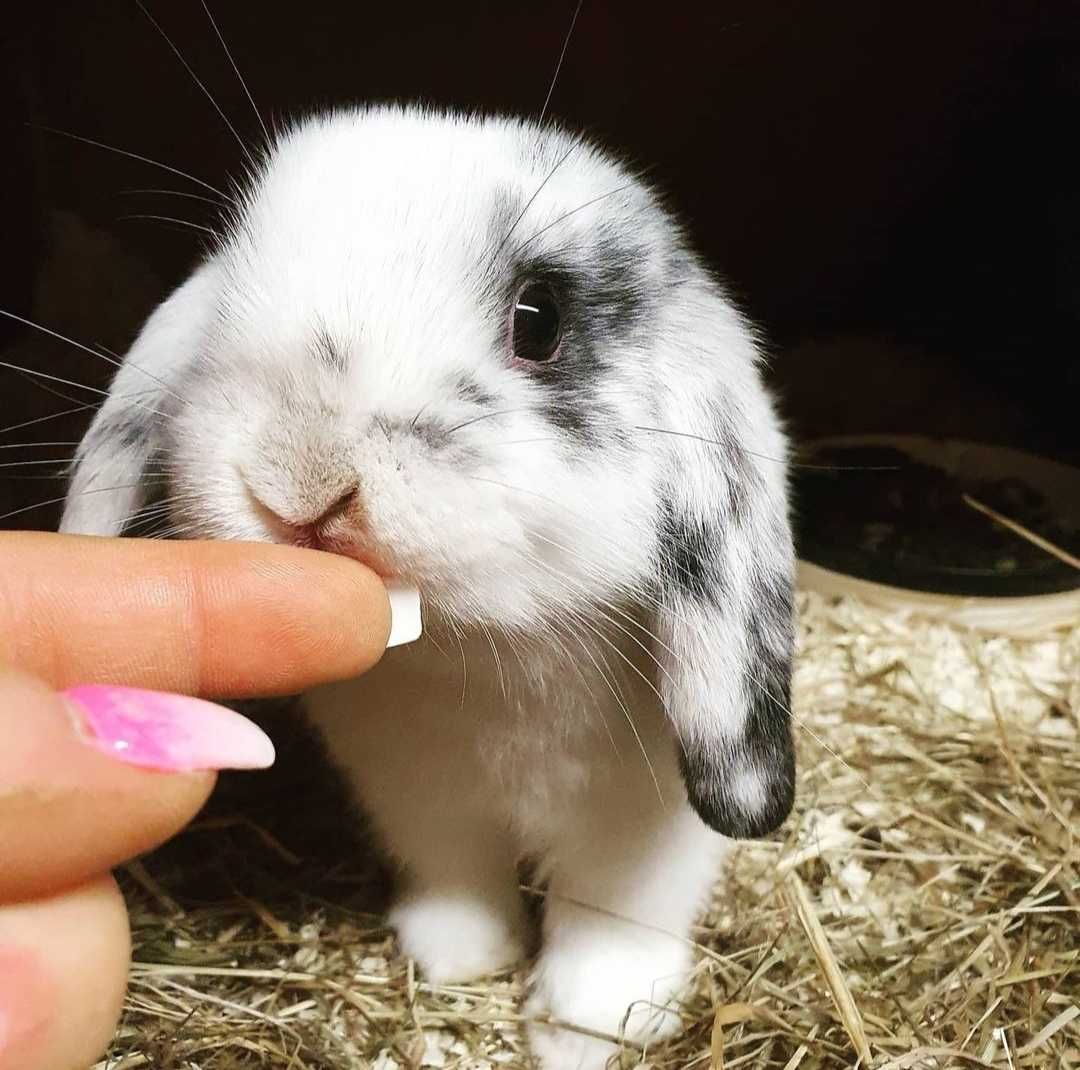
[0,532,398,1070]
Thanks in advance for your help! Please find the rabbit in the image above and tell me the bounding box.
[60,103,796,1069]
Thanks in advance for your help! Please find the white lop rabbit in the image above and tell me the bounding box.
[62,105,796,1069]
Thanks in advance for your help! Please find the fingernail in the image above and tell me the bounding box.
[385,581,422,647]
[61,685,276,773]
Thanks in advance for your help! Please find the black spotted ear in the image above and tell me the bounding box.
[61,403,162,536]
[652,422,797,839]
[60,266,218,536]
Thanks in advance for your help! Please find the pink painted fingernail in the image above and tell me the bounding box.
[61,685,276,772]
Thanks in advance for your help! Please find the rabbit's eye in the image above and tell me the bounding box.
[512,283,562,362]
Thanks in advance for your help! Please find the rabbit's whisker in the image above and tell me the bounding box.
[492,143,579,264]
[0,359,121,402]
[446,408,534,436]
[521,527,678,679]
[512,182,637,259]
[0,308,184,407]
[31,124,236,204]
[741,665,871,794]
[560,605,664,804]
[633,425,902,472]
[119,214,220,238]
[135,0,257,170]
[539,0,584,126]
[120,187,231,209]
[0,484,149,524]
[0,403,99,438]
[199,0,272,150]
[555,607,625,764]
[0,441,82,451]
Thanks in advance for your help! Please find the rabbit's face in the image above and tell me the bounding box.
[164,107,684,628]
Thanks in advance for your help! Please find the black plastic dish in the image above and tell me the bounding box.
[793,438,1080,598]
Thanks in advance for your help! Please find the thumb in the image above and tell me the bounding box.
[0,666,274,902]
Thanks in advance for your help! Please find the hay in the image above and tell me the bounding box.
[98,591,1079,1069]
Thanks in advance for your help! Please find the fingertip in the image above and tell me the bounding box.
[179,542,390,697]
[341,559,395,666]
[0,876,129,1070]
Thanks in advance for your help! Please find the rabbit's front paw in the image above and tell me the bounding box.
[525,935,689,1069]
[390,889,526,984]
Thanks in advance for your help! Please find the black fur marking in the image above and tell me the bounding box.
[721,423,754,527]
[665,247,696,290]
[658,499,727,607]
[313,329,347,373]
[409,420,450,451]
[485,183,527,265]
[508,260,610,448]
[678,572,796,839]
[699,401,760,528]
[109,412,153,452]
[507,251,658,449]
[481,151,679,451]
[455,375,497,407]
[375,413,481,462]
[587,228,656,343]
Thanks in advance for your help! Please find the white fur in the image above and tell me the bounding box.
[61,105,796,1069]
[307,630,723,1064]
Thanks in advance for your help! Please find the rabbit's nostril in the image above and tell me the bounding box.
[314,488,357,529]
[245,483,362,547]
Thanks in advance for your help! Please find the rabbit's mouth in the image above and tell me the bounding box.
[282,524,403,583]
[321,539,399,581]
[240,479,403,580]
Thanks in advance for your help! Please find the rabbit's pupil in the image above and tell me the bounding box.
[512,283,562,362]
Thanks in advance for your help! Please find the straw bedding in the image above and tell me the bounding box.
[97,591,1079,1070]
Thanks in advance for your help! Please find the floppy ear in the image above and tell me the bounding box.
[651,332,797,839]
[61,264,219,536]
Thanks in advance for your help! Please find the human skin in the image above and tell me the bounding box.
[0,532,391,1070]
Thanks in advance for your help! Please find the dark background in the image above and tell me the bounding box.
[2,0,1078,531]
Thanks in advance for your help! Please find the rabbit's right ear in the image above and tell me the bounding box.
[645,288,797,840]
[61,264,219,536]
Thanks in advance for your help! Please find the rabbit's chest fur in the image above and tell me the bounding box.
[304,622,681,852]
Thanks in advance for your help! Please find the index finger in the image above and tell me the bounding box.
[0,531,391,697]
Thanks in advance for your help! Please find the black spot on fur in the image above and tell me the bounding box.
[484,183,526,265]
[482,160,686,451]
[375,413,481,462]
[658,499,726,607]
[455,375,497,407]
[110,412,152,452]
[587,228,656,343]
[502,260,609,448]
[312,329,346,373]
[692,401,762,528]
[678,571,796,839]
[410,421,449,451]
[507,251,657,449]
[534,383,603,444]
[718,416,755,526]
[665,247,696,290]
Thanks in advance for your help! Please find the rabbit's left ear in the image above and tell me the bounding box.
[651,406,797,840]
[60,264,220,536]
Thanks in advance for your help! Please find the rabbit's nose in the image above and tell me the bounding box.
[294,488,362,548]
[251,486,363,548]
